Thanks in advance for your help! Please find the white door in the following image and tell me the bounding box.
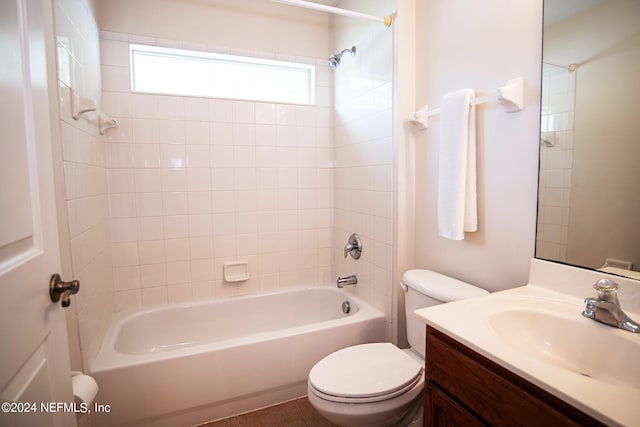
[0,0,76,426]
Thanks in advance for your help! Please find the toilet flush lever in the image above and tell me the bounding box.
[343,233,362,260]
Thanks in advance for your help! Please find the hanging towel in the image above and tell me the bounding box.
[438,88,477,240]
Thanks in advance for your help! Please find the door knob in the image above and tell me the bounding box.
[49,274,80,308]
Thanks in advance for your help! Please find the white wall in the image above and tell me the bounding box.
[412,0,542,292]
[96,0,330,59]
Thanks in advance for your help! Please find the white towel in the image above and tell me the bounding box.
[438,88,477,240]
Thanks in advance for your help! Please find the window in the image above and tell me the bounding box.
[130,44,315,105]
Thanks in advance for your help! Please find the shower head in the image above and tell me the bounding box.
[328,46,356,69]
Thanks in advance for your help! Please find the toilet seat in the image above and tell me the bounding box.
[308,343,423,404]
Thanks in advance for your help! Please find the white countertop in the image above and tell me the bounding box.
[415,284,640,427]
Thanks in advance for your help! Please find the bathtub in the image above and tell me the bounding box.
[90,286,385,426]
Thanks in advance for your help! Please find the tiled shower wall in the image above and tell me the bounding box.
[54,0,115,368]
[536,64,575,262]
[100,32,336,310]
[332,14,394,326]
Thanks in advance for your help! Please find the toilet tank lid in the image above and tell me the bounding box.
[402,269,489,302]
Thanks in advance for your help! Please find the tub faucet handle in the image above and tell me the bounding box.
[343,233,362,260]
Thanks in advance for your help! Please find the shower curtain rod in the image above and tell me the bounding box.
[271,0,393,27]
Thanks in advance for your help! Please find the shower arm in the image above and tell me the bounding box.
[336,47,356,58]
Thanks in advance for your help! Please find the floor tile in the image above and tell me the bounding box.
[199,397,337,427]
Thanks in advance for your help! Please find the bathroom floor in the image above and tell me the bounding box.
[198,397,338,427]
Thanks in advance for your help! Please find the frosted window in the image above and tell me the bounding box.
[130,44,315,105]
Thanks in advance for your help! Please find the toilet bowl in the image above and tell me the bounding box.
[308,343,424,427]
[307,270,488,426]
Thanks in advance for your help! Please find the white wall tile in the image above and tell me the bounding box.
[160,144,186,168]
[104,31,343,310]
[163,192,188,216]
[141,286,168,306]
[187,191,212,214]
[138,216,164,240]
[185,121,210,144]
[158,96,185,120]
[186,145,210,167]
[112,242,139,267]
[136,193,163,217]
[161,168,187,192]
[187,168,212,191]
[113,266,141,291]
[166,260,191,285]
[184,97,209,121]
[114,289,142,311]
[133,144,160,168]
[159,120,186,144]
[255,103,276,124]
[232,101,255,123]
[164,215,189,239]
[138,240,166,265]
[209,99,233,123]
[135,169,162,192]
[164,238,190,262]
[190,236,214,259]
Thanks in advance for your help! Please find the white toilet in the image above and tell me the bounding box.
[307,269,489,427]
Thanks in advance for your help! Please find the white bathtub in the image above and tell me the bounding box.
[90,286,385,426]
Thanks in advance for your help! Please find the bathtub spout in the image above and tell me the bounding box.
[337,275,358,288]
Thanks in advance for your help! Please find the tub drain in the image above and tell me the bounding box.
[342,300,351,314]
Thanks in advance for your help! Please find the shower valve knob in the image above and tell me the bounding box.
[343,233,362,260]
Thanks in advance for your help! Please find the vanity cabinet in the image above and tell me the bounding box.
[424,326,606,427]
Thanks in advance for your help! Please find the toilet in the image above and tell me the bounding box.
[307,269,489,427]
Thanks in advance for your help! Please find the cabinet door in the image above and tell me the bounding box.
[425,383,486,427]
[425,327,605,427]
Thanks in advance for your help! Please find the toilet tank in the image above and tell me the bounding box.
[402,270,489,357]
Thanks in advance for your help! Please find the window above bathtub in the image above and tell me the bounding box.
[129,44,316,105]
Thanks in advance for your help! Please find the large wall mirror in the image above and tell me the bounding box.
[537,0,640,279]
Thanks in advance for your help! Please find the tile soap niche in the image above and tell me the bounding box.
[223,261,250,283]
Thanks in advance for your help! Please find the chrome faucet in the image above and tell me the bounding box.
[582,278,640,333]
[337,275,358,288]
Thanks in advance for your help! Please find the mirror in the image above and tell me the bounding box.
[537,0,640,280]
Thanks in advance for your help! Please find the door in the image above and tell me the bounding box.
[0,0,76,426]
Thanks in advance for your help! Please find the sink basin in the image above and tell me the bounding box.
[489,308,640,388]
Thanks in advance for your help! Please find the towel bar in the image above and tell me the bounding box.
[409,77,524,129]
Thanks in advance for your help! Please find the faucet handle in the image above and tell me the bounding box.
[593,278,619,302]
[343,233,362,260]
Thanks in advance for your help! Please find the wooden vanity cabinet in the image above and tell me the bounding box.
[424,326,606,427]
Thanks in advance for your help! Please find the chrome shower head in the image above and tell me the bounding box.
[328,46,356,69]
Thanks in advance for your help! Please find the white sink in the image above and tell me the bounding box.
[489,307,640,388]
[414,285,640,427]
